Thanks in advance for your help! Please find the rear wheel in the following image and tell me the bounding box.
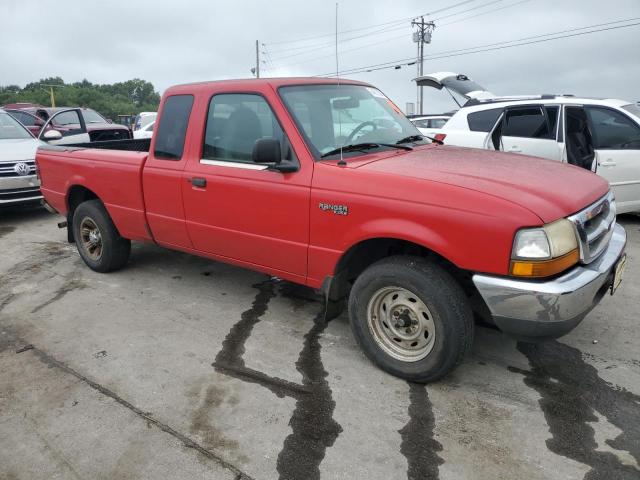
[72,200,130,273]
[348,256,473,383]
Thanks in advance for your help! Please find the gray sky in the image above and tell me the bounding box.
[1,0,639,112]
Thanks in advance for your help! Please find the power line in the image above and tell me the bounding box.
[314,19,640,77]
[266,0,531,72]
[264,0,479,47]
[438,0,530,27]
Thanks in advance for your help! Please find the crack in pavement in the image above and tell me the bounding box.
[510,341,640,480]
[0,329,255,480]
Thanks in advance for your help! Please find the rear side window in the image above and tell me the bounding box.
[586,106,640,150]
[503,107,554,139]
[154,95,194,160]
[467,108,502,132]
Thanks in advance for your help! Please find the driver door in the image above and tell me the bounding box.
[39,109,90,145]
[181,92,312,280]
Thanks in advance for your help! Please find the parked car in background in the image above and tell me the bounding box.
[133,111,157,131]
[409,114,453,139]
[416,72,640,214]
[37,77,626,382]
[36,108,132,145]
[0,108,42,206]
[133,120,155,139]
[5,109,46,136]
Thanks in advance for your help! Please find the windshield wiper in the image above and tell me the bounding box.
[320,142,412,159]
[396,134,443,145]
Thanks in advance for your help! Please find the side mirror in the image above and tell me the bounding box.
[43,129,63,141]
[253,137,282,164]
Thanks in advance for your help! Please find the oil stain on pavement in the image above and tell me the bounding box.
[212,278,342,480]
[399,383,443,480]
[510,340,640,480]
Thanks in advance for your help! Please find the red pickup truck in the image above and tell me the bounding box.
[36,78,627,382]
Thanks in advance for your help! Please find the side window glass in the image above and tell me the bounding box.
[467,108,503,132]
[203,93,297,164]
[586,106,640,150]
[503,107,552,139]
[154,95,193,160]
[52,110,81,126]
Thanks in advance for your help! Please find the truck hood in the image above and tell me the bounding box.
[0,138,41,161]
[354,146,609,223]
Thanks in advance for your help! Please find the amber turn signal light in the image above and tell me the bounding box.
[510,249,580,278]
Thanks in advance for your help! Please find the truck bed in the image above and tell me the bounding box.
[36,142,152,243]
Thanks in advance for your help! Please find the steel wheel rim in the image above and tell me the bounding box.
[366,286,436,362]
[80,217,103,261]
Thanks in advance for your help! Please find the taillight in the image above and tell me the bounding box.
[434,133,447,143]
[35,158,40,181]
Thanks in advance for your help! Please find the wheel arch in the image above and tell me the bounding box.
[65,185,101,242]
[323,235,491,324]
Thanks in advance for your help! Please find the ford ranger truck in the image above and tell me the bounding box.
[36,78,627,383]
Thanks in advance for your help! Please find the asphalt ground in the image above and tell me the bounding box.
[1,205,639,480]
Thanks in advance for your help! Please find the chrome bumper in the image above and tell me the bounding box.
[472,223,627,340]
[0,175,42,205]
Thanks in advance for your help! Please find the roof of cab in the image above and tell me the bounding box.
[165,77,371,95]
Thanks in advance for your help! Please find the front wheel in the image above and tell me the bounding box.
[72,200,131,273]
[348,256,473,383]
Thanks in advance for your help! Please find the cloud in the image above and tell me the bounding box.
[1,0,638,113]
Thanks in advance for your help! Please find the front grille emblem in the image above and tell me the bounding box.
[13,162,31,176]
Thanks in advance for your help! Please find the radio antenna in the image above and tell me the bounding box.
[335,2,344,163]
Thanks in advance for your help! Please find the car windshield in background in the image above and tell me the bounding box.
[0,112,33,140]
[279,84,424,159]
[622,104,640,118]
[83,109,107,123]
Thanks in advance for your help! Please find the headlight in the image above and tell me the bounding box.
[510,219,579,277]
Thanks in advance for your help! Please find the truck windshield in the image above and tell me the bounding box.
[0,112,33,140]
[279,84,425,159]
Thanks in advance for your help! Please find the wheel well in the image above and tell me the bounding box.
[66,186,100,242]
[327,238,491,322]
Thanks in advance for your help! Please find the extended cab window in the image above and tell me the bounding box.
[203,94,296,164]
[52,110,81,126]
[467,108,502,132]
[503,107,555,140]
[586,106,640,150]
[154,95,193,160]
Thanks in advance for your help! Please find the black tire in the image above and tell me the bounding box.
[72,199,131,273]
[348,256,473,383]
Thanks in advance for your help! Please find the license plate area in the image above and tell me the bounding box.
[611,254,626,295]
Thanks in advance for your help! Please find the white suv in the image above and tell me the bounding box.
[416,73,640,213]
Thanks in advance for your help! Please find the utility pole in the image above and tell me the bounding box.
[411,17,435,115]
[255,40,260,78]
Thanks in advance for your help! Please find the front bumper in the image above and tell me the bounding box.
[0,175,42,205]
[472,223,627,340]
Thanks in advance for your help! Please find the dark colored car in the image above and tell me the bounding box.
[12,107,131,143]
[5,109,46,136]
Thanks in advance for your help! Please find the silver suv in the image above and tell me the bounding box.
[0,109,42,206]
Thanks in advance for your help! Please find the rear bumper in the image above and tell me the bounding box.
[472,223,626,341]
[0,175,42,205]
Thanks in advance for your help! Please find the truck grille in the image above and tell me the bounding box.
[0,160,36,178]
[568,192,616,264]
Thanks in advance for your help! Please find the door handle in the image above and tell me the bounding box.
[190,177,207,188]
[509,148,522,153]
[600,160,617,167]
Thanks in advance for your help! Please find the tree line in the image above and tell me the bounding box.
[0,77,161,120]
